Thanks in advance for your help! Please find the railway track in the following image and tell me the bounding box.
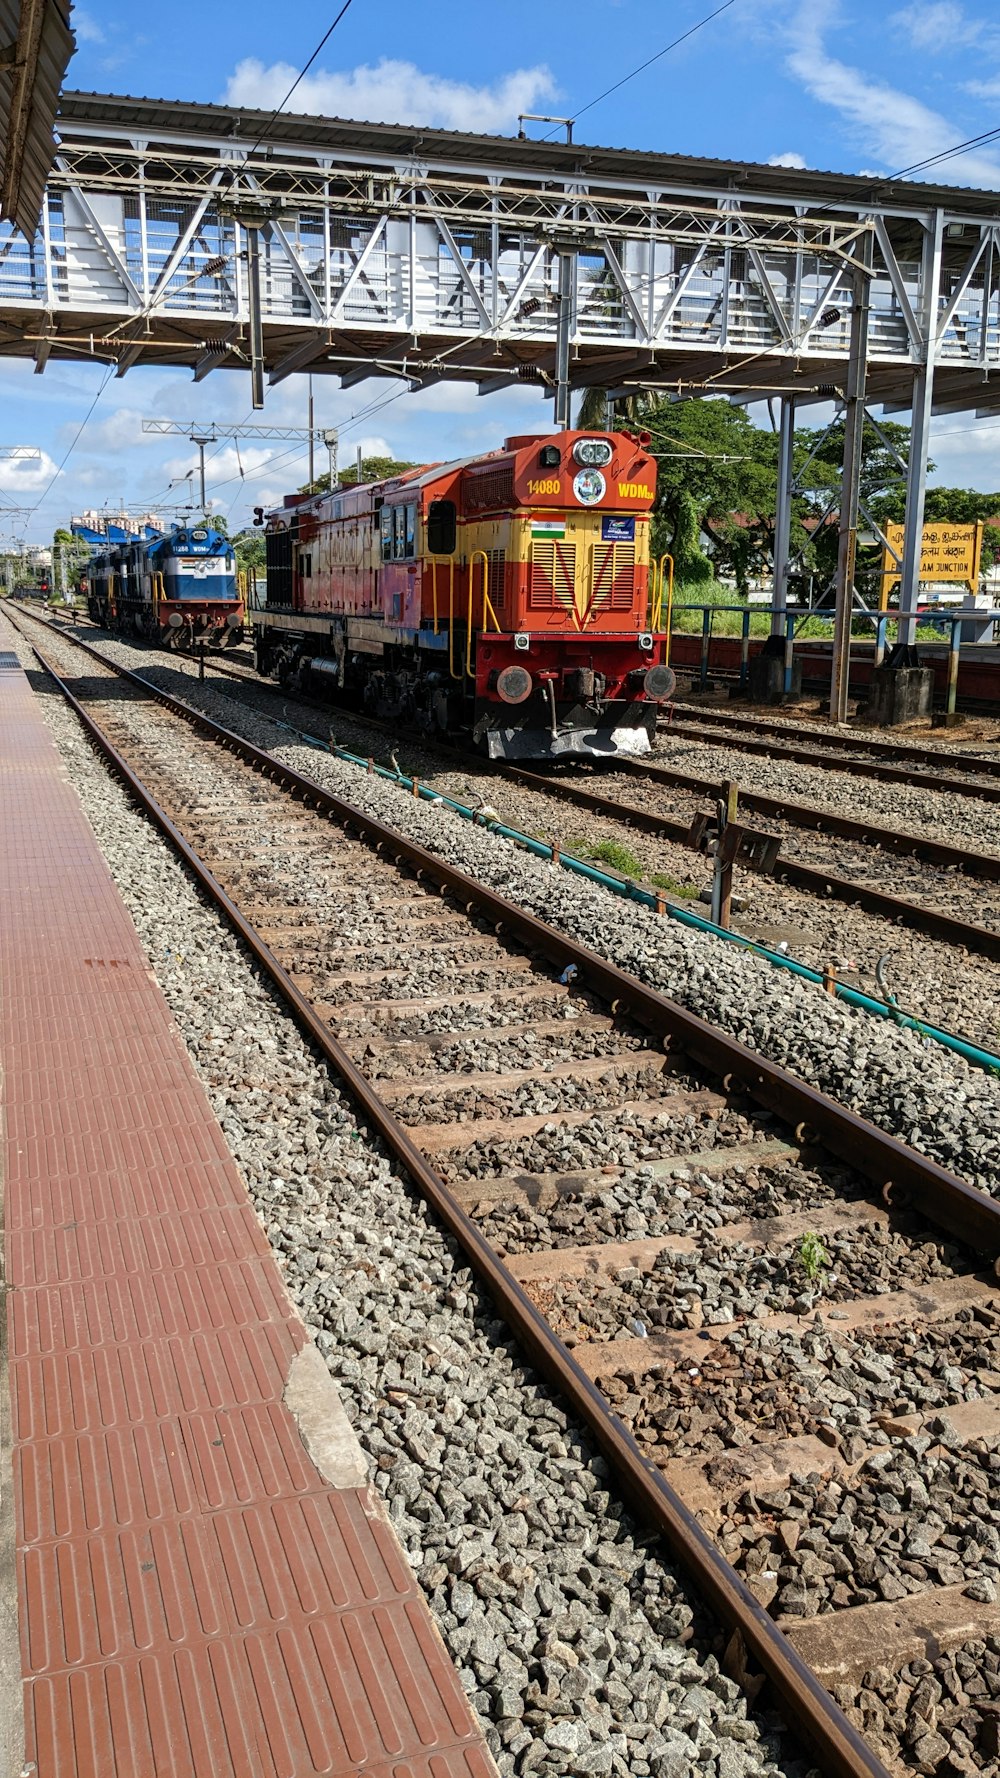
[12,608,1000,1778]
[619,754,1000,882]
[28,612,1000,974]
[659,703,1000,800]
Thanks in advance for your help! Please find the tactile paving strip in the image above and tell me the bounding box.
[0,624,496,1778]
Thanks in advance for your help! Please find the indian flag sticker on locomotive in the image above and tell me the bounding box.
[601,516,635,542]
[573,468,606,506]
[532,518,566,540]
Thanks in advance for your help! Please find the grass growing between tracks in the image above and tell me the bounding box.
[565,836,701,902]
[650,871,700,900]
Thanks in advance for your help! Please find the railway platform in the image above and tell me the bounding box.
[0,629,495,1777]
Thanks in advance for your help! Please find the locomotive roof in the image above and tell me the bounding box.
[383,452,500,494]
[288,450,510,515]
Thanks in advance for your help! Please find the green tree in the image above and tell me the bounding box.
[638,398,779,586]
[51,526,92,599]
[799,417,930,589]
[232,528,266,574]
[801,416,916,507]
[298,455,417,496]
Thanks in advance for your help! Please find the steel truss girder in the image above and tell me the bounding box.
[0,113,997,412]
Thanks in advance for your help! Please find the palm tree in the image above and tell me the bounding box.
[576,386,658,429]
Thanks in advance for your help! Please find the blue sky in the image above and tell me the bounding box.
[3,0,1000,542]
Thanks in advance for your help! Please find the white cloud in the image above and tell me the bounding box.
[72,8,104,43]
[768,150,807,168]
[0,451,60,492]
[340,435,393,463]
[247,486,288,513]
[890,0,994,50]
[785,0,1000,186]
[61,406,152,456]
[221,57,556,134]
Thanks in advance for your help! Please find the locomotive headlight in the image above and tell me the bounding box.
[573,438,613,468]
[513,632,530,651]
[638,632,654,650]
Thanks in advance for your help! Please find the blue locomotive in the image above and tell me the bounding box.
[81,522,243,648]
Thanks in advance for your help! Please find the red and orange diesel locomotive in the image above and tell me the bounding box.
[253,429,672,760]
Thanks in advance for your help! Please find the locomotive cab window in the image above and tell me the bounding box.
[392,506,405,559]
[404,504,416,558]
[380,506,393,561]
[427,499,456,555]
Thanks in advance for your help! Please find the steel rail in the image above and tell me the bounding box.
[19,619,1000,1247]
[668,700,1000,780]
[622,756,1000,880]
[505,765,1000,963]
[20,634,906,1778]
[20,611,1000,957]
[662,709,1000,801]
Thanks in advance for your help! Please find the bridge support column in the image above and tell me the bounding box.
[875,211,942,722]
[770,395,795,639]
[554,251,575,430]
[829,231,873,724]
[892,360,935,657]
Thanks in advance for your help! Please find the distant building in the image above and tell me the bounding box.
[71,510,163,552]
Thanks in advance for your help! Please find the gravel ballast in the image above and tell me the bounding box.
[52,629,1000,1052]
[4,627,809,1775]
[57,628,1000,1199]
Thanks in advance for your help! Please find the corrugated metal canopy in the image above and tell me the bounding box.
[55,88,1000,221]
[0,0,74,238]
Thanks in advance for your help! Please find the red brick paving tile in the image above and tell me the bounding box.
[9,1324,303,1448]
[7,1201,272,1287]
[2,639,495,1778]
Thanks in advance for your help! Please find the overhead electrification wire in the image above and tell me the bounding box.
[880,125,1000,185]
[23,363,119,521]
[23,7,360,530]
[542,0,738,137]
[238,0,356,162]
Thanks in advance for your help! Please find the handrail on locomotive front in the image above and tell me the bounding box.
[651,553,675,658]
[466,549,500,680]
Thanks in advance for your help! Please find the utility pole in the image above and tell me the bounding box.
[325,429,338,489]
[192,435,211,515]
[308,375,315,487]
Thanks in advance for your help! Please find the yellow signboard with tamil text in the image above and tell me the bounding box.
[881,520,983,605]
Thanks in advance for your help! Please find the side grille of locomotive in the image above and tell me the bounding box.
[473,547,506,617]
